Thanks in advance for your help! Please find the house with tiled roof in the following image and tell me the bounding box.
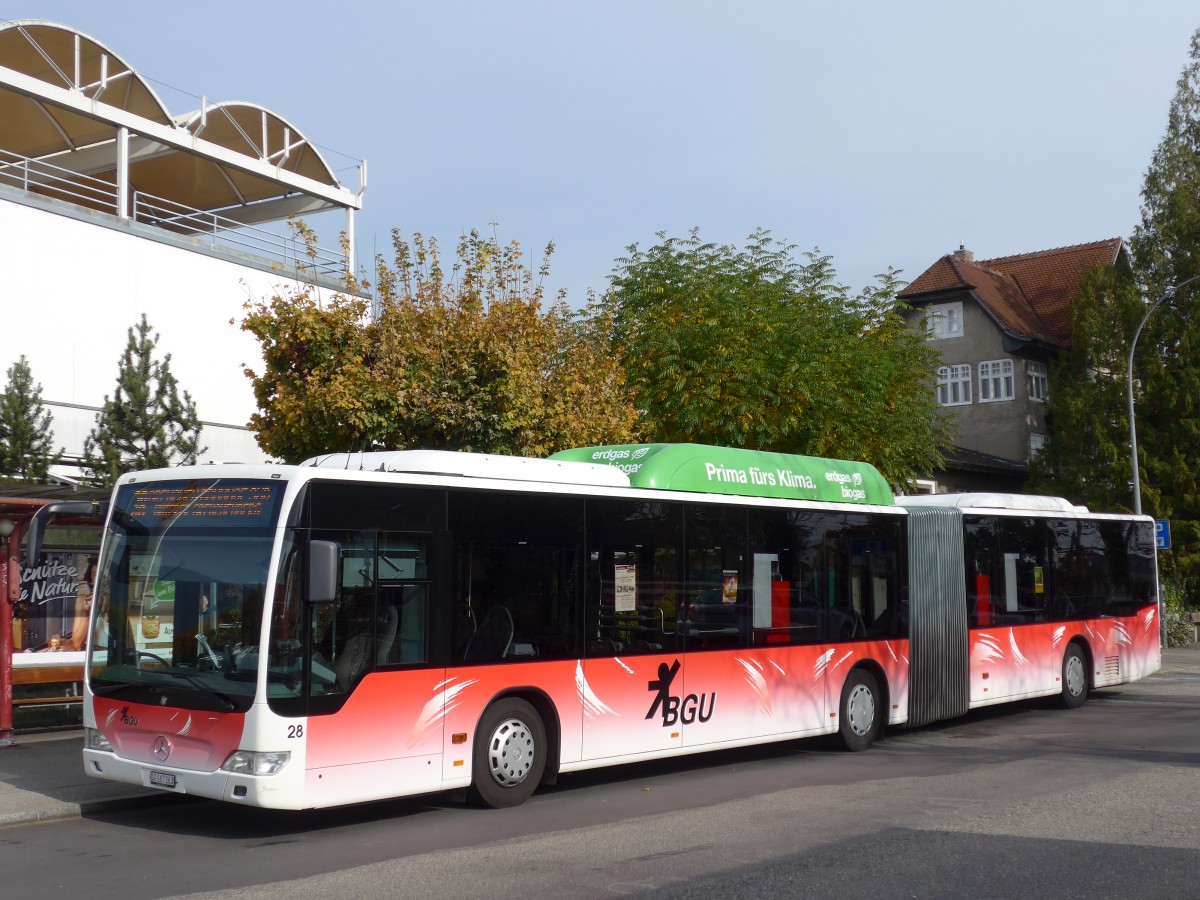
[898,239,1127,492]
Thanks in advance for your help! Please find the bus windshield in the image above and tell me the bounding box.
[87,478,286,713]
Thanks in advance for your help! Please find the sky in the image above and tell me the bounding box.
[7,2,1200,303]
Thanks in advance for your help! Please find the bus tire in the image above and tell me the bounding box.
[467,698,546,808]
[1060,644,1089,709]
[837,668,881,751]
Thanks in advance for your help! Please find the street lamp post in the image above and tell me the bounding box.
[1127,274,1200,516]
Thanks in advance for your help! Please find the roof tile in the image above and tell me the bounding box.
[899,239,1123,347]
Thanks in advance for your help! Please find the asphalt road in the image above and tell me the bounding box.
[2,662,1198,899]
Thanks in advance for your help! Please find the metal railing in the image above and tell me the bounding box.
[0,147,347,278]
[131,192,345,277]
[0,147,119,210]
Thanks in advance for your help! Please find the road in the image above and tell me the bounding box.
[2,662,1198,899]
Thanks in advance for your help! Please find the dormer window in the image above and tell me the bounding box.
[925,302,964,339]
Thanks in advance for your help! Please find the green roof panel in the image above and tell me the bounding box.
[550,443,894,506]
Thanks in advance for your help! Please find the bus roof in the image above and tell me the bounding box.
[896,493,1090,513]
[549,443,894,506]
[300,449,631,488]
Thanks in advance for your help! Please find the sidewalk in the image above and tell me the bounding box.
[2,645,1199,827]
[0,727,170,826]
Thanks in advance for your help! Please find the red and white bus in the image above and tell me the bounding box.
[77,443,1160,809]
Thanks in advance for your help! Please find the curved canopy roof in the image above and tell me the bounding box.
[0,20,359,225]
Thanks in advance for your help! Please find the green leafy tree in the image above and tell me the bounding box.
[1026,264,1144,511]
[84,314,204,487]
[1129,26,1200,586]
[243,228,638,462]
[607,228,950,486]
[0,355,60,480]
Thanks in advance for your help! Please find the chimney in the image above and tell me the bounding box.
[953,242,974,262]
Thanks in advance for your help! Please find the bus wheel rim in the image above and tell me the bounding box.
[487,717,536,787]
[1065,654,1086,696]
[847,683,875,735]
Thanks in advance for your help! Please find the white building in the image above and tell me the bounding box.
[0,20,366,473]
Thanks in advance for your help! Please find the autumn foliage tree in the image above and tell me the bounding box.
[243,229,638,462]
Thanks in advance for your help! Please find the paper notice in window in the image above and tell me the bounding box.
[614,564,637,612]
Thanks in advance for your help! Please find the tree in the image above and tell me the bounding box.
[243,228,638,462]
[1129,26,1200,585]
[606,228,951,487]
[84,314,204,487]
[1026,264,1144,512]
[0,355,60,480]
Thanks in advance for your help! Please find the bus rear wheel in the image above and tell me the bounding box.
[467,698,546,808]
[1060,644,1089,709]
[837,669,881,751]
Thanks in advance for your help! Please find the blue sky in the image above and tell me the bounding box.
[9,2,1200,303]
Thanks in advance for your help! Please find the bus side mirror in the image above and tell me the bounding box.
[26,501,105,564]
[307,540,339,604]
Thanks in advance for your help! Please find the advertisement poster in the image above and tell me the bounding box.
[17,553,88,650]
[614,564,637,612]
[722,570,738,605]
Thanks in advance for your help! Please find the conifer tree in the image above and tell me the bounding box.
[1129,26,1200,584]
[0,355,60,480]
[84,314,204,487]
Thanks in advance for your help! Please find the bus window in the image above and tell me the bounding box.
[965,516,1000,627]
[1050,519,1109,620]
[450,491,584,663]
[683,505,747,650]
[1098,519,1157,615]
[997,518,1051,623]
[748,509,821,646]
[585,499,681,657]
[377,533,431,665]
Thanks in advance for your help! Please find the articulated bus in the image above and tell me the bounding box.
[78,443,1160,809]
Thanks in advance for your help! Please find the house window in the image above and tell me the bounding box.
[936,364,972,406]
[978,359,1014,402]
[1027,361,1048,402]
[925,302,964,339]
[1030,433,1048,456]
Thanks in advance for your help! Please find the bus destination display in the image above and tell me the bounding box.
[124,481,281,528]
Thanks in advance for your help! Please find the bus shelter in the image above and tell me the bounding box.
[0,487,106,745]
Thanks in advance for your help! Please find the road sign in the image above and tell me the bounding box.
[1155,519,1171,550]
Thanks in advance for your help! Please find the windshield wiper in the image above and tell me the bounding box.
[91,681,141,697]
[197,633,223,670]
[91,669,237,710]
[165,670,236,710]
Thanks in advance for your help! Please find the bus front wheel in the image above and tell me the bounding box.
[1060,644,1090,709]
[837,669,882,751]
[467,698,546,808]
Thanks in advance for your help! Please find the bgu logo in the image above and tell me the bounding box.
[645,659,716,727]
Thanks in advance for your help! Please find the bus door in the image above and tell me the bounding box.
[298,530,447,802]
[581,547,685,761]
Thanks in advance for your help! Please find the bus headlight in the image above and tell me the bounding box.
[220,750,291,776]
[86,728,113,752]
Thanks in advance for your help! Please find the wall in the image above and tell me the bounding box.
[918,297,1046,463]
[0,192,337,465]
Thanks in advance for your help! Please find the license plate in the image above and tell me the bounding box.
[149,771,177,789]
